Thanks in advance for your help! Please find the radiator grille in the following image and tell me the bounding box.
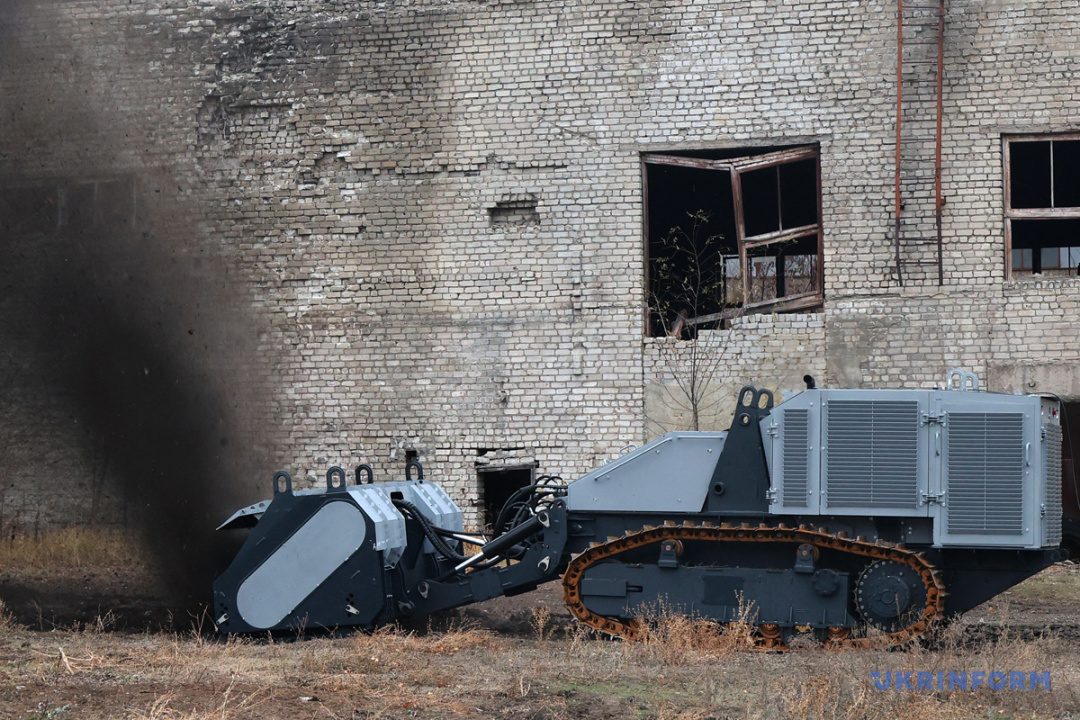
[1045,423,1063,545]
[825,400,919,508]
[946,413,1024,535]
[781,409,809,507]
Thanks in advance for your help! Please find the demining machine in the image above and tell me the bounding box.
[213,371,1068,648]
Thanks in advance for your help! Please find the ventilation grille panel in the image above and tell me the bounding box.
[825,400,919,508]
[781,409,809,507]
[1045,423,1063,545]
[946,413,1024,535]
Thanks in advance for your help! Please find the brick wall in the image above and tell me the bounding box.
[3,0,1080,531]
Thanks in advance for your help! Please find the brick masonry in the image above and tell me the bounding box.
[2,0,1079,531]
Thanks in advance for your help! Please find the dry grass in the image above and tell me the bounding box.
[0,597,21,632]
[629,597,758,665]
[126,680,274,720]
[0,612,1077,720]
[752,625,1078,720]
[0,526,151,569]
[1,564,1079,719]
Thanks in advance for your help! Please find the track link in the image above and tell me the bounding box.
[561,521,946,650]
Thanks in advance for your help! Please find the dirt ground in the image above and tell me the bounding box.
[2,563,1080,720]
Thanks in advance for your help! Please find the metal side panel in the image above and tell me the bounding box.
[346,486,407,567]
[1044,417,1063,547]
[377,481,464,534]
[821,390,928,516]
[235,500,367,630]
[931,392,1039,548]
[375,480,463,554]
[567,432,725,513]
[764,390,821,515]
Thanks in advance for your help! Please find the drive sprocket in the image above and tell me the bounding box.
[855,560,927,632]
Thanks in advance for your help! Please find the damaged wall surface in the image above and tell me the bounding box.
[3,0,1080,532]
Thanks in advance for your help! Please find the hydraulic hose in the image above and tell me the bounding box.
[391,499,470,563]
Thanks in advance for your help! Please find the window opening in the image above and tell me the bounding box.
[1005,135,1080,278]
[477,465,534,532]
[1,175,138,236]
[643,146,823,337]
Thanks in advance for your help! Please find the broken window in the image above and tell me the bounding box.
[643,145,823,337]
[1005,135,1080,278]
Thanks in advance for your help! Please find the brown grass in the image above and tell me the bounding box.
[629,596,758,664]
[0,597,20,631]
[0,526,151,569]
[1,565,1078,719]
[0,612,1076,720]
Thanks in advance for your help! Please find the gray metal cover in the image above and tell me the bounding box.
[236,500,367,629]
[567,432,726,513]
[346,486,408,567]
[1045,421,1063,545]
[929,391,1044,548]
[376,481,463,534]
[764,388,1059,549]
[374,481,463,554]
[824,398,921,511]
[944,412,1024,535]
[764,390,823,514]
[780,408,811,508]
[768,389,930,516]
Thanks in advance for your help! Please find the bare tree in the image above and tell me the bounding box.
[646,211,740,433]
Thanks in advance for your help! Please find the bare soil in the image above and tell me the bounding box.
[2,564,1080,719]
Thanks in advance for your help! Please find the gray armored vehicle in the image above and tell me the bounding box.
[213,374,1065,648]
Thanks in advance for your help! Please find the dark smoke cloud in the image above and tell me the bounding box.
[0,0,272,613]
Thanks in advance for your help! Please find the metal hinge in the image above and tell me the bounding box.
[921,411,946,425]
[766,421,779,438]
[766,488,778,503]
[920,491,946,506]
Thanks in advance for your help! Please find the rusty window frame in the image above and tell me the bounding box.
[1003,133,1080,278]
[642,146,824,335]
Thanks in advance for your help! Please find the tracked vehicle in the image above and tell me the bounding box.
[213,372,1066,648]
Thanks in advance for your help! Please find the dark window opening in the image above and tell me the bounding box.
[1011,219,1080,274]
[477,465,534,533]
[1009,140,1051,209]
[1006,135,1080,278]
[644,146,823,337]
[1,175,137,238]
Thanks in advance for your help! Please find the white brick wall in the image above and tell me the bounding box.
[3,0,1080,531]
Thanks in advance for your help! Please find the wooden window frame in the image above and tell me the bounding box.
[1003,133,1080,278]
[643,146,824,334]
